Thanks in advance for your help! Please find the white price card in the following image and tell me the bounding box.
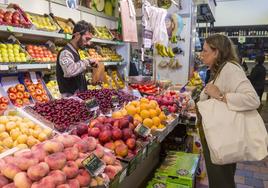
[29,72,38,84]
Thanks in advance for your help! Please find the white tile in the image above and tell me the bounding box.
[51,3,81,22]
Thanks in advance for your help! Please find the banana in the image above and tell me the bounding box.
[167,47,175,58]
[161,46,169,57]
[156,43,164,57]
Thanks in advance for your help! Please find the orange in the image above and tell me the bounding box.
[159,112,167,121]
[152,116,161,126]
[140,103,149,111]
[140,110,150,119]
[156,107,161,115]
[130,101,140,107]
[135,106,141,114]
[151,126,158,130]
[140,98,149,103]
[149,109,157,118]
[134,114,143,123]
[112,111,123,119]
[158,124,165,129]
[148,100,158,109]
[121,109,128,116]
[126,104,136,116]
[143,118,153,128]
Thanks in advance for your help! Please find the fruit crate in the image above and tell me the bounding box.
[146,138,159,156]
[49,13,74,34]
[25,12,60,32]
[109,162,128,188]
[25,44,57,63]
[93,26,114,40]
[156,151,200,188]
[146,177,190,188]
[0,4,32,28]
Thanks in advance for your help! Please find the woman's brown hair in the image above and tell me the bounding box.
[205,34,239,74]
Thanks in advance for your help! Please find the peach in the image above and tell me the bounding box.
[79,152,88,158]
[114,140,125,147]
[115,144,128,158]
[1,163,21,179]
[2,183,16,188]
[54,135,76,148]
[96,176,105,186]
[31,176,55,188]
[104,142,115,151]
[14,172,32,188]
[3,156,16,164]
[74,140,89,153]
[45,152,66,170]
[75,158,85,168]
[64,147,79,161]
[27,162,49,181]
[43,140,64,153]
[102,153,116,165]
[62,161,79,179]
[89,178,98,187]
[57,184,70,188]
[104,165,117,180]
[0,158,6,169]
[48,170,66,186]
[75,169,91,187]
[93,145,104,158]
[14,149,31,157]
[32,147,48,162]
[114,160,123,173]
[0,175,9,187]
[67,179,79,188]
[15,153,39,171]
[84,137,97,151]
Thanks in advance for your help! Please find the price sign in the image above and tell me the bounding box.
[85,98,99,111]
[8,64,17,72]
[112,95,119,107]
[29,72,38,84]
[65,34,72,40]
[238,36,246,44]
[82,153,105,177]
[135,123,150,137]
[7,26,14,32]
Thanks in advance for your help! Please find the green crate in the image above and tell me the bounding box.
[156,152,200,188]
[146,178,190,188]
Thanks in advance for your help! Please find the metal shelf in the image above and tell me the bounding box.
[103,61,126,66]
[0,25,124,45]
[200,36,268,39]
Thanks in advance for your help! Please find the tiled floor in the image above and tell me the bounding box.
[197,100,268,188]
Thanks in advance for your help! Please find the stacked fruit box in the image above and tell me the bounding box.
[50,14,74,34]
[0,43,29,63]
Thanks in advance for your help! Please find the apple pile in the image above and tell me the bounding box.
[76,89,136,114]
[0,134,123,187]
[130,83,158,95]
[7,84,31,107]
[0,9,31,27]
[80,115,141,159]
[0,115,52,154]
[26,45,57,63]
[24,77,50,103]
[0,43,28,63]
[0,96,9,114]
[32,99,93,132]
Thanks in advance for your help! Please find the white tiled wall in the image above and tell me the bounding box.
[8,0,49,14]
[50,3,81,22]
[81,12,96,25]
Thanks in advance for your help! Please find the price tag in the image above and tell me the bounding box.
[82,153,105,177]
[85,98,99,111]
[7,26,14,32]
[132,89,141,98]
[163,108,170,116]
[238,36,246,44]
[65,34,72,40]
[8,64,17,72]
[112,95,119,107]
[29,72,38,84]
[135,123,150,137]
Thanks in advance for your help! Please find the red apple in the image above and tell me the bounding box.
[88,127,100,138]
[126,138,136,150]
[112,128,122,140]
[98,130,112,144]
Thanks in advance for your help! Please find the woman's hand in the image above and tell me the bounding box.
[204,83,222,99]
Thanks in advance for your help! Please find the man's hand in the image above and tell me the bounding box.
[86,59,98,68]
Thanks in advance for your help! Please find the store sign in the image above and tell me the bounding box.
[66,0,78,9]
[238,36,246,44]
[82,153,105,177]
[135,123,150,137]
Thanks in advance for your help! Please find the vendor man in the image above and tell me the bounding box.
[56,20,98,97]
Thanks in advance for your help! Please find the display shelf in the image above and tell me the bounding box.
[0,25,124,45]
[0,63,55,72]
[157,116,179,143]
[200,35,268,39]
[103,61,126,66]
[245,60,268,63]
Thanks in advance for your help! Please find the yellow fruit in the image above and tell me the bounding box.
[151,126,158,130]
[0,124,6,132]
[152,117,161,126]
[126,105,136,116]
[143,118,153,128]
[21,128,30,136]
[156,107,161,116]
[13,140,18,146]
[17,144,28,149]
[159,112,167,121]
[158,124,165,129]
[5,121,16,132]
[135,107,141,114]
[112,111,123,119]
[27,136,40,147]
[140,98,149,103]
[33,129,41,138]
[148,100,158,109]
[17,134,28,144]
[43,128,52,137]
[130,101,140,107]
[26,121,35,129]
[19,122,29,130]
[10,129,20,141]
[149,109,157,118]
[0,116,9,124]
[0,132,9,141]
[134,114,143,123]
[140,110,150,119]
[121,109,128,116]
[140,103,149,111]
[3,137,13,148]
[0,145,5,152]
[38,132,47,142]
[22,117,31,123]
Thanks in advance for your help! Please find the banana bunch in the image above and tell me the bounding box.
[158,58,182,69]
[156,43,175,58]
[188,72,203,86]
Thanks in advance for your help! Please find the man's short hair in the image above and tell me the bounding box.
[73,20,94,35]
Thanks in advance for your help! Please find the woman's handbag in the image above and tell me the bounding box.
[197,63,268,165]
[197,99,268,164]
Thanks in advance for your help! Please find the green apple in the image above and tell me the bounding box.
[15,57,21,62]
[7,44,13,49]
[0,44,7,49]
[20,53,26,58]
[21,57,27,62]
[9,57,15,62]
[13,44,20,49]
[3,58,9,62]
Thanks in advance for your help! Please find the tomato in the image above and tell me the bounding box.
[0,103,7,110]
[23,92,30,99]
[16,92,24,99]
[8,93,17,101]
[27,85,35,92]
[16,84,25,92]
[1,97,9,104]
[35,95,43,102]
[22,98,30,105]
[15,99,23,106]
[35,89,43,95]
[8,87,17,93]
[41,95,49,102]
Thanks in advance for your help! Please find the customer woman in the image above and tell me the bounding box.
[198,34,260,188]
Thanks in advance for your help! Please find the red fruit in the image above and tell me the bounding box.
[99,130,112,144]
[119,119,129,129]
[88,127,100,138]
[35,89,42,95]
[104,142,115,151]
[76,123,88,137]
[112,128,122,140]
[115,144,128,158]
[1,97,9,104]
[16,84,25,92]
[8,87,17,93]
[16,92,24,99]
[23,92,30,99]
[0,103,8,110]
[126,138,136,150]
[122,128,133,141]
[89,119,99,128]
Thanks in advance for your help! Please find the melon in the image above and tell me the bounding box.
[94,0,105,12]
[104,0,113,16]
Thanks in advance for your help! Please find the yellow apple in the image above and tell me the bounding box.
[3,137,13,148]
[17,134,28,144]
[5,121,16,132]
